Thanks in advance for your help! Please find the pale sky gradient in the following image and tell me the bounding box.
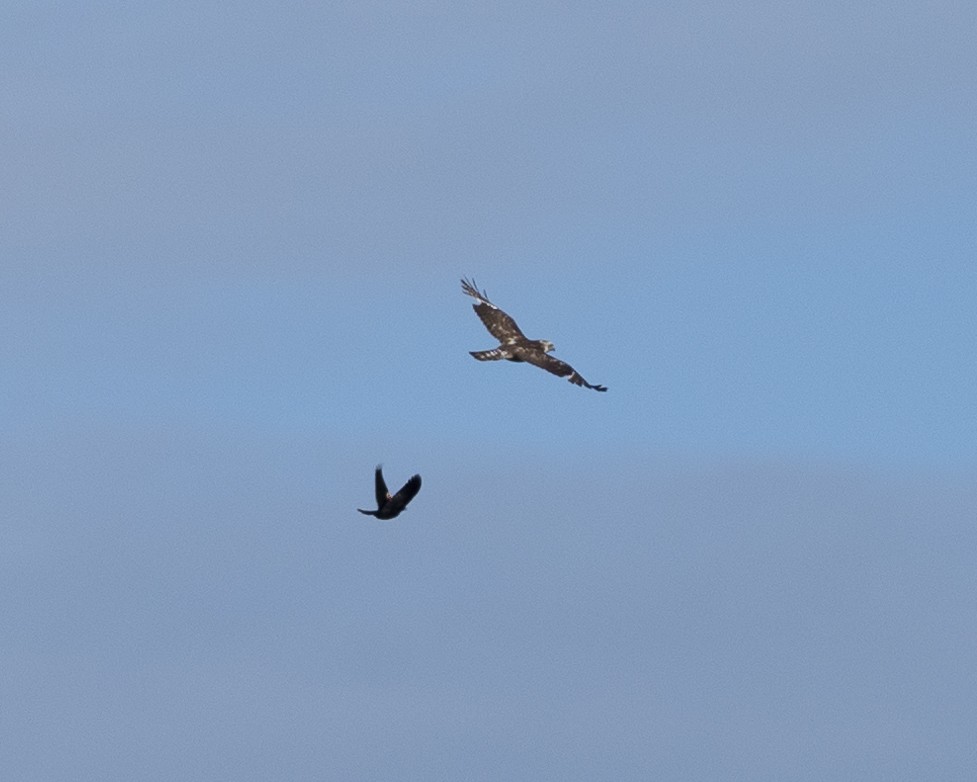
[2,2,976,779]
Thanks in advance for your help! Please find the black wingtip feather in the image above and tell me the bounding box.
[461,277,487,301]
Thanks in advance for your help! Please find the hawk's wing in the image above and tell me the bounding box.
[373,465,389,507]
[461,278,527,345]
[516,348,608,392]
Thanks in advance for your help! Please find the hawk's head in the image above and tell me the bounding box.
[540,340,556,353]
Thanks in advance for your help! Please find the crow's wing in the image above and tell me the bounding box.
[461,278,527,345]
[373,465,389,507]
[391,474,422,510]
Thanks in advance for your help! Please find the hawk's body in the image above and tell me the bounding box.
[461,278,607,392]
[357,466,422,520]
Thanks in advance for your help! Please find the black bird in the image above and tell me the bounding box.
[357,465,422,520]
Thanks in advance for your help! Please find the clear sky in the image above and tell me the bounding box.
[3,2,976,779]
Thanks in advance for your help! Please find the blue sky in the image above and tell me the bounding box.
[2,2,976,779]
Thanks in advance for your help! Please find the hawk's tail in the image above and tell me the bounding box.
[470,349,507,361]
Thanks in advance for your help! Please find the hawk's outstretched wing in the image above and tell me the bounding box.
[516,348,608,392]
[461,278,527,345]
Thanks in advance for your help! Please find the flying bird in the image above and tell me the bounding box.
[357,465,422,520]
[461,277,607,392]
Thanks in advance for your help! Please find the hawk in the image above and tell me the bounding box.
[357,465,422,520]
[461,278,607,392]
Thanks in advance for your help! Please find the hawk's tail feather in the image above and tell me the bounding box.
[470,349,506,361]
